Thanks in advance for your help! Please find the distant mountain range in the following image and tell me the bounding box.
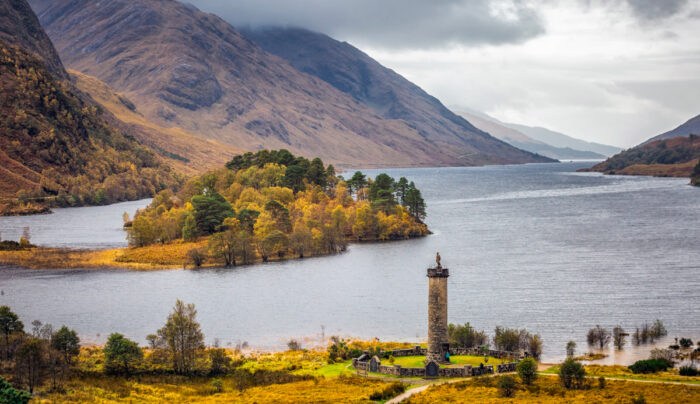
[29,1,552,168]
[456,110,612,160]
[583,113,700,180]
[504,123,622,157]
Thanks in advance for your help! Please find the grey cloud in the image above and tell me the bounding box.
[626,0,688,21]
[188,0,545,49]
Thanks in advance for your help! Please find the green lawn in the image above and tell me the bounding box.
[386,355,506,368]
[309,360,355,378]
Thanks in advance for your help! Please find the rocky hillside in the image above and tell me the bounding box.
[70,69,241,174]
[0,0,67,79]
[30,0,551,168]
[0,40,179,212]
[242,27,553,166]
[582,135,700,178]
[643,113,700,144]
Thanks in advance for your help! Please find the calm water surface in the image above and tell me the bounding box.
[1,162,698,363]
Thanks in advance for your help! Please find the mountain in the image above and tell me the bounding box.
[29,0,551,168]
[69,69,241,174]
[456,110,605,160]
[504,123,621,157]
[582,135,700,178]
[0,39,179,212]
[643,113,700,144]
[0,0,67,80]
[0,0,182,214]
[241,26,553,166]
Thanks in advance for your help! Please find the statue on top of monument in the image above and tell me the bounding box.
[436,252,441,268]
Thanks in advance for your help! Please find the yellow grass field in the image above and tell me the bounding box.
[405,375,700,403]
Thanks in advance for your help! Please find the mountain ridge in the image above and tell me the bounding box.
[30,0,552,168]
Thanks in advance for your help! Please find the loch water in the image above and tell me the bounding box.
[1,162,698,363]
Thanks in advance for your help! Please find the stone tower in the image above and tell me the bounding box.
[426,252,449,363]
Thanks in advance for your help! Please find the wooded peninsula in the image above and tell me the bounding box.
[0,149,429,270]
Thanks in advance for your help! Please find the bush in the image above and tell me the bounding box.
[631,393,647,404]
[188,248,206,267]
[287,339,301,351]
[516,358,538,385]
[628,359,673,374]
[496,375,517,397]
[598,376,606,389]
[587,325,611,348]
[559,358,586,389]
[368,382,405,400]
[211,379,223,393]
[679,338,693,348]
[0,376,30,404]
[679,366,698,376]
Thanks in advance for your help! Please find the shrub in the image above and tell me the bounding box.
[679,366,699,376]
[368,382,405,400]
[516,358,538,385]
[628,359,673,374]
[496,375,517,397]
[448,322,488,348]
[187,248,206,267]
[679,338,693,348]
[287,339,301,351]
[631,393,647,404]
[598,376,606,389]
[559,358,586,389]
[211,378,223,393]
[0,376,30,404]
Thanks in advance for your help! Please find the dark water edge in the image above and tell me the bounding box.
[0,162,698,364]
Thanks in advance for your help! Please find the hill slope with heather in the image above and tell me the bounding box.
[30,0,551,168]
[0,40,180,213]
[582,134,700,179]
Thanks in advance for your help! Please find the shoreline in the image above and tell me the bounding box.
[0,234,428,271]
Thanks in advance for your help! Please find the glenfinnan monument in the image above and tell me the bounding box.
[427,252,449,363]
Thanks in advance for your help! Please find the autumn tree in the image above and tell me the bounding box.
[14,338,46,393]
[157,300,204,375]
[208,218,240,266]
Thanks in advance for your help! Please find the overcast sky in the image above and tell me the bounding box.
[189,0,700,147]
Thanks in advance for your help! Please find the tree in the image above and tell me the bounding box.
[237,209,260,234]
[517,357,538,385]
[346,171,367,195]
[404,182,426,221]
[493,326,524,352]
[14,338,46,393]
[283,164,306,193]
[290,222,313,258]
[0,306,24,360]
[587,325,611,349]
[127,215,158,247]
[103,333,142,375]
[265,200,291,232]
[182,214,198,242]
[51,326,80,364]
[208,218,240,267]
[526,333,543,359]
[559,358,586,389]
[191,192,234,235]
[566,341,576,357]
[649,320,667,341]
[0,376,30,404]
[447,323,487,348]
[395,177,409,205]
[157,300,204,374]
[613,326,626,350]
[306,158,326,187]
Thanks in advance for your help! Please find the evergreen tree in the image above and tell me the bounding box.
[0,306,24,360]
[103,333,142,375]
[191,192,234,234]
[404,182,426,221]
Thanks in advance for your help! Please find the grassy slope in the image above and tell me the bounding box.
[388,355,506,369]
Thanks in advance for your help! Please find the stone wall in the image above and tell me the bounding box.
[353,357,504,378]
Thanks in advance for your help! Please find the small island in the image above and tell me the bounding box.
[0,150,430,270]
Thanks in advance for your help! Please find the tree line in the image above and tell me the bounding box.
[126,149,428,267]
[447,322,543,359]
